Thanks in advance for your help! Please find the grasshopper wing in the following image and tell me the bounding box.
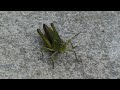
[37,29,52,48]
[43,24,55,44]
[50,23,63,42]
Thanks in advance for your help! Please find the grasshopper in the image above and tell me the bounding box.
[37,23,80,68]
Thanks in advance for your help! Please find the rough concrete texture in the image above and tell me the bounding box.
[0,11,120,79]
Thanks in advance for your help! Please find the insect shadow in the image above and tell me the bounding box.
[37,23,81,69]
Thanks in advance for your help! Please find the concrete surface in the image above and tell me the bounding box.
[0,11,120,79]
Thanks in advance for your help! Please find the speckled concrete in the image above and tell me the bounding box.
[0,11,120,79]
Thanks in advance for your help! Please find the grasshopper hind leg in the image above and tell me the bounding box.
[41,46,56,68]
[50,52,58,69]
[41,46,58,69]
[40,47,44,60]
[40,46,54,60]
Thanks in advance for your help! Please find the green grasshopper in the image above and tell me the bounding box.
[37,23,80,68]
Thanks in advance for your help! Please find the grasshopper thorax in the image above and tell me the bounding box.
[59,42,67,53]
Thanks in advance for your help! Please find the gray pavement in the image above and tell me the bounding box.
[0,11,120,79]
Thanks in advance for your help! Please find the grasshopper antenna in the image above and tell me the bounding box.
[69,31,81,41]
